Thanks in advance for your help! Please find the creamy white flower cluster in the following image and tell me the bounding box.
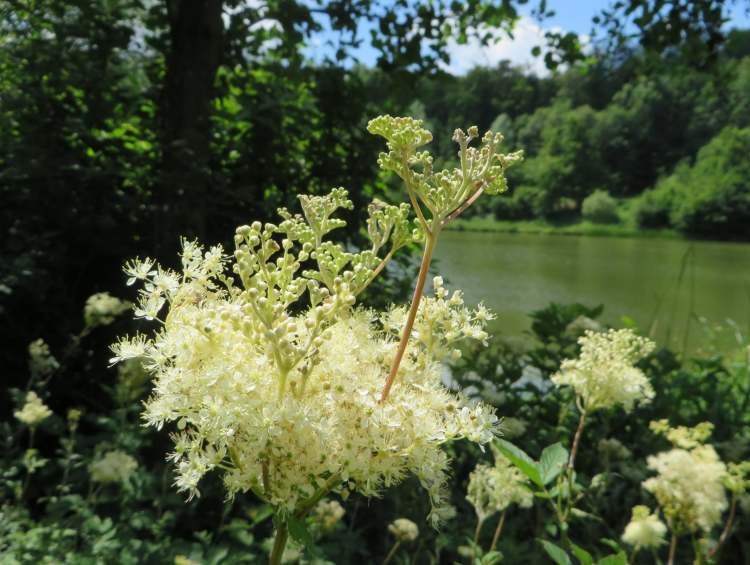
[113,186,498,524]
[313,499,345,531]
[28,338,59,379]
[89,450,139,484]
[643,421,727,534]
[388,518,419,542]
[551,329,655,412]
[621,505,667,550]
[14,391,52,427]
[466,449,533,522]
[84,292,130,328]
[383,276,492,363]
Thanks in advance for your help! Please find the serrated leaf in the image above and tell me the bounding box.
[539,540,572,565]
[539,443,569,485]
[570,543,593,565]
[597,552,627,565]
[494,438,543,487]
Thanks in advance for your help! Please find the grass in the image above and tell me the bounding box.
[447,216,680,239]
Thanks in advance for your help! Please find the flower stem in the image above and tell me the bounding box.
[667,533,678,565]
[489,510,507,552]
[19,428,36,500]
[707,493,737,559]
[269,521,289,565]
[382,540,401,565]
[380,230,438,402]
[568,406,587,471]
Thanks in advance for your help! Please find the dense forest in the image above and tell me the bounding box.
[409,29,750,237]
[2,1,750,563]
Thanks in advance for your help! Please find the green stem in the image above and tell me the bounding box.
[667,533,678,565]
[294,473,342,518]
[269,521,289,565]
[382,540,401,565]
[356,249,395,295]
[489,510,507,552]
[707,494,737,559]
[568,406,587,471]
[19,427,36,500]
[473,516,484,546]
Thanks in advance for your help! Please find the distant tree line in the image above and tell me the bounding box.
[409,29,750,238]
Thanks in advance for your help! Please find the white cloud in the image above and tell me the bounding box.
[440,17,575,77]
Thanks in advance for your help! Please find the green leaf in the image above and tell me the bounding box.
[481,550,503,565]
[287,516,314,548]
[539,540,572,565]
[494,439,543,487]
[539,443,569,485]
[570,543,593,565]
[571,508,604,523]
[597,552,627,565]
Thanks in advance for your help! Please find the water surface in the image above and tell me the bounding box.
[434,231,750,355]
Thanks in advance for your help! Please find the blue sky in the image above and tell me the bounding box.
[306,1,750,74]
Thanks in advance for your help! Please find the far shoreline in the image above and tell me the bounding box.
[447,217,696,241]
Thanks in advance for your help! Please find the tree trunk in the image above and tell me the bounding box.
[158,0,223,249]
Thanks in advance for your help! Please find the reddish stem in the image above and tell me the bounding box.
[380,234,437,402]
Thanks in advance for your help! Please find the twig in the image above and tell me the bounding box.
[443,185,484,224]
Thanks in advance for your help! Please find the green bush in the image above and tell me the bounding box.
[635,127,750,237]
[634,172,682,229]
[581,190,620,224]
[670,127,750,238]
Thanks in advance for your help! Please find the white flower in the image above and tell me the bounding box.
[551,329,655,412]
[388,518,419,542]
[14,391,52,427]
[28,339,59,378]
[84,292,130,328]
[643,421,728,534]
[622,506,667,549]
[124,258,156,286]
[313,499,345,531]
[89,450,138,484]
[467,451,533,522]
[115,190,499,526]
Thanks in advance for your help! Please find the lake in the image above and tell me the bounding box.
[434,231,750,355]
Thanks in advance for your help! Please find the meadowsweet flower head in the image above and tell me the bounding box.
[388,518,419,542]
[643,421,727,534]
[114,180,498,525]
[313,499,345,531]
[28,338,59,378]
[89,450,138,484]
[466,450,532,521]
[621,505,667,549]
[551,329,655,412]
[84,292,130,328]
[724,461,750,494]
[14,391,52,427]
[367,115,522,221]
[649,419,713,449]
